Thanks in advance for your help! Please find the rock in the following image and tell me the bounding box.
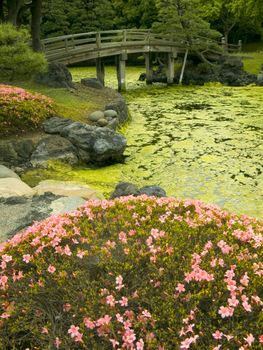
[81,78,103,89]
[50,196,86,215]
[35,62,74,88]
[43,117,73,134]
[0,193,58,242]
[97,118,108,127]
[110,182,167,199]
[104,109,118,119]
[110,182,140,199]
[0,137,40,169]
[30,135,79,168]
[34,180,103,200]
[139,185,167,197]
[88,111,105,122]
[0,193,87,242]
[107,118,119,130]
[0,165,20,179]
[0,178,36,198]
[59,120,127,163]
[105,94,129,125]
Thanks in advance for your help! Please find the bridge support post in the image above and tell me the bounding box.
[96,58,105,86]
[144,52,153,84]
[116,53,127,92]
[166,53,175,85]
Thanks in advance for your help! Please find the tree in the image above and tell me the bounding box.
[154,0,220,63]
[0,23,47,80]
[200,0,263,44]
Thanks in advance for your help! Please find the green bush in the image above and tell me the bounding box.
[0,84,55,135]
[0,23,47,81]
[0,196,262,349]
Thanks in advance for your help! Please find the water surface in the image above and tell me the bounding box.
[26,67,263,218]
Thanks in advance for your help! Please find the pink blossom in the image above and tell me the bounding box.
[54,337,62,348]
[212,330,223,339]
[176,283,186,293]
[218,306,234,318]
[47,265,56,274]
[119,296,128,307]
[119,231,127,244]
[122,328,136,345]
[84,317,95,329]
[23,254,32,263]
[240,272,249,286]
[68,325,80,338]
[110,339,120,348]
[2,254,12,263]
[142,309,151,318]
[106,295,116,307]
[244,333,254,346]
[136,338,144,350]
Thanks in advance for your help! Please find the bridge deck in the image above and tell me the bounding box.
[41,29,241,90]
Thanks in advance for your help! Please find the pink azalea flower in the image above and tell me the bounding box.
[244,333,254,346]
[106,295,116,307]
[68,325,80,338]
[23,254,32,264]
[84,317,95,329]
[212,330,223,340]
[136,338,144,350]
[54,337,62,349]
[176,283,186,293]
[2,254,12,263]
[119,296,128,307]
[218,306,234,318]
[47,265,56,274]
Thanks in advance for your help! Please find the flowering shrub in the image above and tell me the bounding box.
[0,196,262,349]
[0,85,54,135]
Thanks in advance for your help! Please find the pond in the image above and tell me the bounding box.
[27,66,263,219]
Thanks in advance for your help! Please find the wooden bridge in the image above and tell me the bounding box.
[41,29,241,91]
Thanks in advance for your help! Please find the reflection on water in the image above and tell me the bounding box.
[28,67,263,218]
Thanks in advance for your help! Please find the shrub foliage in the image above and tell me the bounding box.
[0,84,54,136]
[0,23,47,81]
[0,196,262,349]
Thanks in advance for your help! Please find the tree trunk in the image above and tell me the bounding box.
[31,0,42,51]
[0,0,4,22]
[7,0,24,26]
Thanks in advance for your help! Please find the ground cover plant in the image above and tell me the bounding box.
[0,84,54,136]
[0,196,262,349]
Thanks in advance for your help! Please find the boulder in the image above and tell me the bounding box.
[0,165,20,179]
[0,178,36,198]
[110,182,167,199]
[35,62,74,89]
[60,120,127,163]
[34,180,103,200]
[50,196,86,215]
[0,193,86,242]
[30,135,79,167]
[104,109,118,119]
[110,182,140,199]
[81,78,103,89]
[88,111,105,122]
[139,185,167,197]
[43,117,73,134]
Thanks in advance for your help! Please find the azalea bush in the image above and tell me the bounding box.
[0,84,55,135]
[0,196,262,349]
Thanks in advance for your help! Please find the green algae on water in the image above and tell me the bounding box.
[23,67,263,219]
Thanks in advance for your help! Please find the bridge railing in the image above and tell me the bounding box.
[41,29,241,62]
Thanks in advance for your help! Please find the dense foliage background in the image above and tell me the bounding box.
[0,0,262,44]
